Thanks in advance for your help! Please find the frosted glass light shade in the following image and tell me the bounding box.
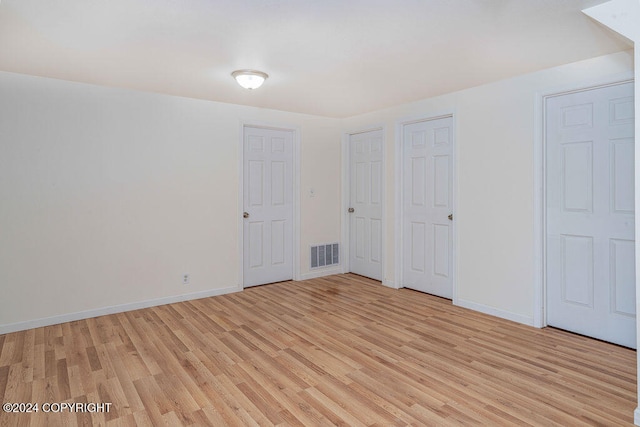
[232,70,268,89]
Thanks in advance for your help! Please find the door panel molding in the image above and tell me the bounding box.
[533,73,634,328]
[395,111,457,300]
[342,125,388,285]
[238,122,300,289]
[541,79,636,348]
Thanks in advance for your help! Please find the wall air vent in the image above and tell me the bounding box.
[310,243,339,269]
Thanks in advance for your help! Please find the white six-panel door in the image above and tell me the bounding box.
[401,117,453,298]
[546,82,635,348]
[243,127,294,287]
[349,130,383,281]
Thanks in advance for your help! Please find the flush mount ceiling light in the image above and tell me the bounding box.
[231,69,269,90]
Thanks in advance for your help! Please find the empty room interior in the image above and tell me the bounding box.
[1,0,640,425]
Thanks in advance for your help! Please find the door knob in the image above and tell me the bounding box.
[348,208,355,213]
[448,214,453,221]
[243,212,250,218]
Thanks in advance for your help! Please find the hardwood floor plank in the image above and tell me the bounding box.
[0,365,8,401]
[302,386,368,427]
[234,378,285,425]
[0,340,14,368]
[314,375,403,425]
[345,371,446,425]
[66,364,84,399]
[131,377,168,425]
[0,274,636,426]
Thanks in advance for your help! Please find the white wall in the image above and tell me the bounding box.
[0,72,341,332]
[633,42,640,426]
[343,50,634,325]
[634,42,640,426]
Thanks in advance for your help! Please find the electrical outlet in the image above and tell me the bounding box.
[182,273,190,285]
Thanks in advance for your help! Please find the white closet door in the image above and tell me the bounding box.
[243,127,294,287]
[402,117,453,298]
[349,130,383,281]
[546,82,635,348]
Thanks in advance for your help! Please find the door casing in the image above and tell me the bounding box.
[533,73,635,328]
[238,122,301,289]
[394,112,458,299]
[342,125,388,285]
[544,81,635,347]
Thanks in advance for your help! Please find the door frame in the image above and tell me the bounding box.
[533,73,635,328]
[395,111,458,299]
[341,125,388,285]
[238,121,301,289]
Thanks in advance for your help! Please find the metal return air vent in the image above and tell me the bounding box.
[310,243,339,269]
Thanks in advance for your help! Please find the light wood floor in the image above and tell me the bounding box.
[0,274,636,426]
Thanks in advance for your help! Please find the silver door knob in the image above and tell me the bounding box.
[243,212,250,218]
[348,208,355,213]
[448,214,453,221]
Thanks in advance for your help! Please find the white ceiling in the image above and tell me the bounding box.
[0,0,631,118]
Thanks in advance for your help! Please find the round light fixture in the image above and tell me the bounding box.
[231,69,269,90]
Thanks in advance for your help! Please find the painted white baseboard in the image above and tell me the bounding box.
[634,407,640,426]
[298,267,344,281]
[0,286,239,335]
[382,280,396,289]
[455,298,534,327]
